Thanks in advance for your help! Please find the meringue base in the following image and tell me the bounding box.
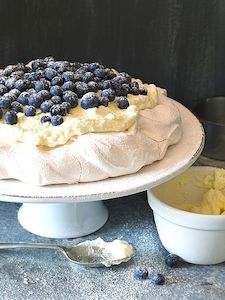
[0,89,182,186]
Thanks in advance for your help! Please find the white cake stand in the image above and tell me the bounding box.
[0,100,204,238]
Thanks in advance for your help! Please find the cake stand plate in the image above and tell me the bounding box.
[0,100,204,238]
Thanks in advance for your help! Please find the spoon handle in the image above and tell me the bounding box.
[0,243,62,252]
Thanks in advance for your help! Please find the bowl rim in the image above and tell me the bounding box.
[147,166,225,230]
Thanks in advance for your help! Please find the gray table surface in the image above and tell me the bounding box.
[0,192,224,300]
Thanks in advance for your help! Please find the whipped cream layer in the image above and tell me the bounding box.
[0,89,182,185]
[0,83,158,147]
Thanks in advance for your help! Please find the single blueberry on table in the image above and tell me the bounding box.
[25,106,36,117]
[51,95,62,104]
[117,96,129,109]
[5,110,18,124]
[81,92,99,109]
[134,268,148,280]
[0,96,11,109]
[44,67,58,80]
[40,115,51,124]
[62,81,76,92]
[14,79,27,91]
[165,254,180,268]
[150,273,165,285]
[40,100,53,113]
[62,91,78,108]
[51,115,63,126]
[50,85,63,96]
[101,88,115,101]
[11,101,23,113]
[0,84,8,96]
[28,94,43,108]
[51,76,63,86]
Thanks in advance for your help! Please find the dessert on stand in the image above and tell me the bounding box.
[0,57,204,238]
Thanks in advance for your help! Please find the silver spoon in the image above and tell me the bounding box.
[0,238,134,267]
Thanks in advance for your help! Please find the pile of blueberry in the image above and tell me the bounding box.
[0,57,148,126]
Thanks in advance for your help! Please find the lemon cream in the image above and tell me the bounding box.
[0,83,157,147]
[181,169,225,215]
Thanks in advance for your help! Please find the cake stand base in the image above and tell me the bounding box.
[17,201,108,238]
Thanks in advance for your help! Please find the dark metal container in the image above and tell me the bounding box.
[195,97,225,161]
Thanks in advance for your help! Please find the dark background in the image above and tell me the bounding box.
[0,0,224,110]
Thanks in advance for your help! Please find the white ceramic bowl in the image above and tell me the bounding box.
[147,166,225,265]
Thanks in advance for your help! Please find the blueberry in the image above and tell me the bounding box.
[62,91,78,108]
[62,71,74,82]
[23,72,37,81]
[40,115,51,123]
[61,101,71,113]
[165,254,180,268]
[73,73,83,82]
[99,96,109,107]
[117,96,129,109]
[27,88,36,95]
[150,273,165,285]
[44,67,58,80]
[87,81,99,92]
[25,106,36,117]
[51,96,62,104]
[5,111,18,124]
[32,59,46,71]
[40,100,53,113]
[11,70,24,79]
[83,72,94,83]
[111,75,127,88]
[0,84,8,95]
[93,68,106,78]
[87,62,100,72]
[118,72,132,83]
[35,80,50,92]
[4,93,17,103]
[15,62,25,71]
[102,80,112,89]
[139,87,147,95]
[62,81,76,92]
[0,96,11,109]
[35,69,45,79]
[51,76,63,86]
[81,92,99,109]
[116,83,130,96]
[101,88,116,101]
[44,56,55,62]
[134,268,148,280]
[0,108,2,119]
[50,104,62,116]
[38,90,51,100]
[5,77,16,89]
[51,115,63,126]
[0,76,7,85]
[28,94,43,108]
[3,65,17,76]
[75,82,88,97]
[105,68,116,79]
[9,88,21,97]
[131,86,139,95]
[50,85,62,96]
[59,104,67,116]
[14,79,27,91]
[11,101,23,113]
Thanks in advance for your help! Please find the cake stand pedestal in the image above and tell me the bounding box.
[0,100,204,238]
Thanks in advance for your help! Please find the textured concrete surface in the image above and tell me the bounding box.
[0,192,224,300]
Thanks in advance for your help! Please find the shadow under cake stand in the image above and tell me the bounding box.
[0,100,204,238]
